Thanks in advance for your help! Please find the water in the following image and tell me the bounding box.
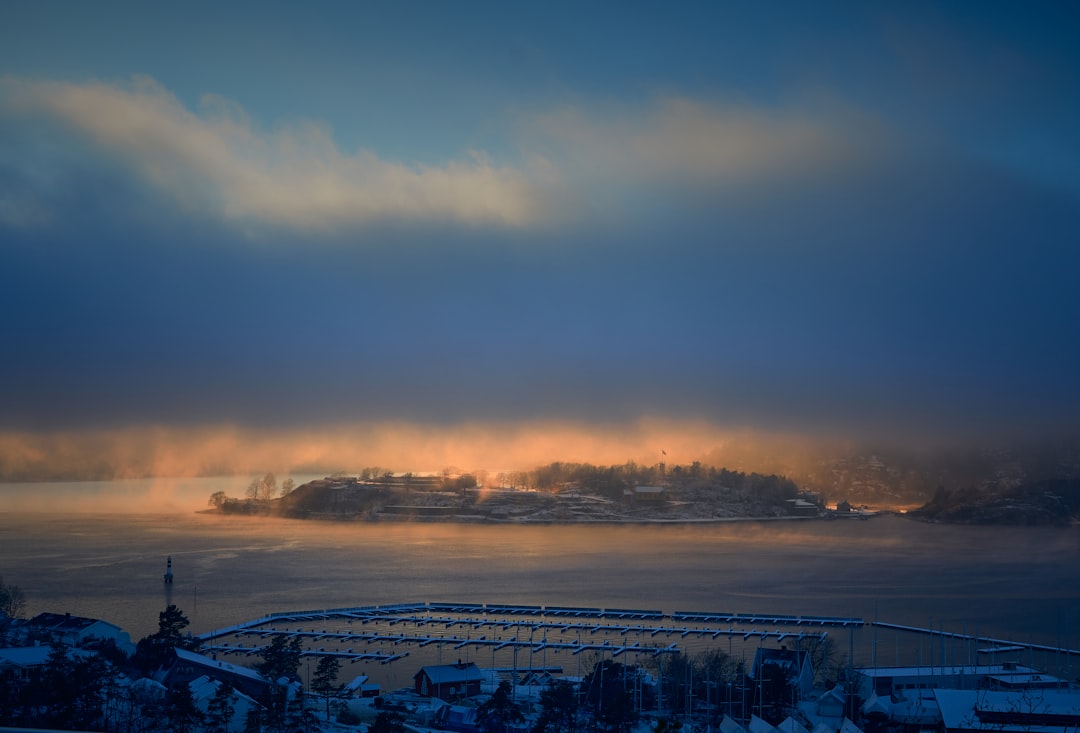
[1,486,1078,686]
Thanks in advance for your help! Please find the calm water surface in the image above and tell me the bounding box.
[2,501,1077,667]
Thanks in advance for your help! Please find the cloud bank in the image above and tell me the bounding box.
[1,75,892,235]
[1,75,548,230]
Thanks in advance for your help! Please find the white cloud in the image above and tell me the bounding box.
[1,75,550,230]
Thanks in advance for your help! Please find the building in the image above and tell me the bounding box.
[750,647,816,701]
[624,486,667,503]
[852,664,1040,700]
[934,688,1080,733]
[0,645,52,682]
[26,612,134,654]
[157,647,271,699]
[414,662,485,701]
[189,674,263,729]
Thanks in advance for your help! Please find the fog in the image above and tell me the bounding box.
[0,419,854,487]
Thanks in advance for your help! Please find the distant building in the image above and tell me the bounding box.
[624,486,666,504]
[785,498,820,516]
[414,661,484,700]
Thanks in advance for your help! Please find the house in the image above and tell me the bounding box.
[750,647,816,701]
[157,647,271,699]
[344,673,380,698]
[933,688,1080,733]
[189,674,263,729]
[414,661,485,700]
[0,645,52,682]
[624,486,667,504]
[816,684,846,720]
[785,498,820,517]
[26,612,134,654]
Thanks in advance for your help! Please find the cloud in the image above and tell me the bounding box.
[0,75,550,230]
[2,75,897,237]
[525,94,885,188]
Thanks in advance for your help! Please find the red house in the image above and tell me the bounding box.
[413,662,484,700]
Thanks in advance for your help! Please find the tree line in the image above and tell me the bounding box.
[497,460,801,504]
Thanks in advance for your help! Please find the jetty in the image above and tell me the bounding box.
[197,602,856,668]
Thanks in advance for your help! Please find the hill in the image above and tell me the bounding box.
[907,478,1080,525]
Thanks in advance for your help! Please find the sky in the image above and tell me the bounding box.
[2,1,1079,479]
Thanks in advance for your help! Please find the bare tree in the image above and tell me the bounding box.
[278,477,296,498]
[0,576,26,618]
[258,473,277,502]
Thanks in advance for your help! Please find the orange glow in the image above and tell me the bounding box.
[0,419,849,483]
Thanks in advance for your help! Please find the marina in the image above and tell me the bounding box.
[195,601,1080,690]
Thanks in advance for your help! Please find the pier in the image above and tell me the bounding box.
[197,602,854,669]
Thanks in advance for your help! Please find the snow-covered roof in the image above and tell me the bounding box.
[819,684,845,705]
[777,716,809,733]
[174,647,266,684]
[189,674,260,706]
[0,645,92,667]
[0,646,51,667]
[861,693,891,716]
[890,695,942,725]
[854,664,1036,678]
[416,662,484,684]
[719,715,748,733]
[985,672,1065,687]
[344,673,370,691]
[933,689,1080,733]
[130,677,167,699]
[29,612,123,636]
[838,718,862,733]
[749,714,777,733]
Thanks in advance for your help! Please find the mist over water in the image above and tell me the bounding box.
[3,495,1078,663]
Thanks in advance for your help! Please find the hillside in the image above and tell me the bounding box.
[907,478,1080,525]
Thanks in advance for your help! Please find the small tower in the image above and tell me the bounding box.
[164,556,173,584]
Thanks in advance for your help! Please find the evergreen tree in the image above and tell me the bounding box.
[582,660,637,733]
[312,655,341,720]
[167,681,204,733]
[134,604,195,672]
[533,679,581,733]
[478,680,524,733]
[207,679,237,733]
[256,634,304,682]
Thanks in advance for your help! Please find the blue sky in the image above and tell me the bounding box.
[2,2,1079,476]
